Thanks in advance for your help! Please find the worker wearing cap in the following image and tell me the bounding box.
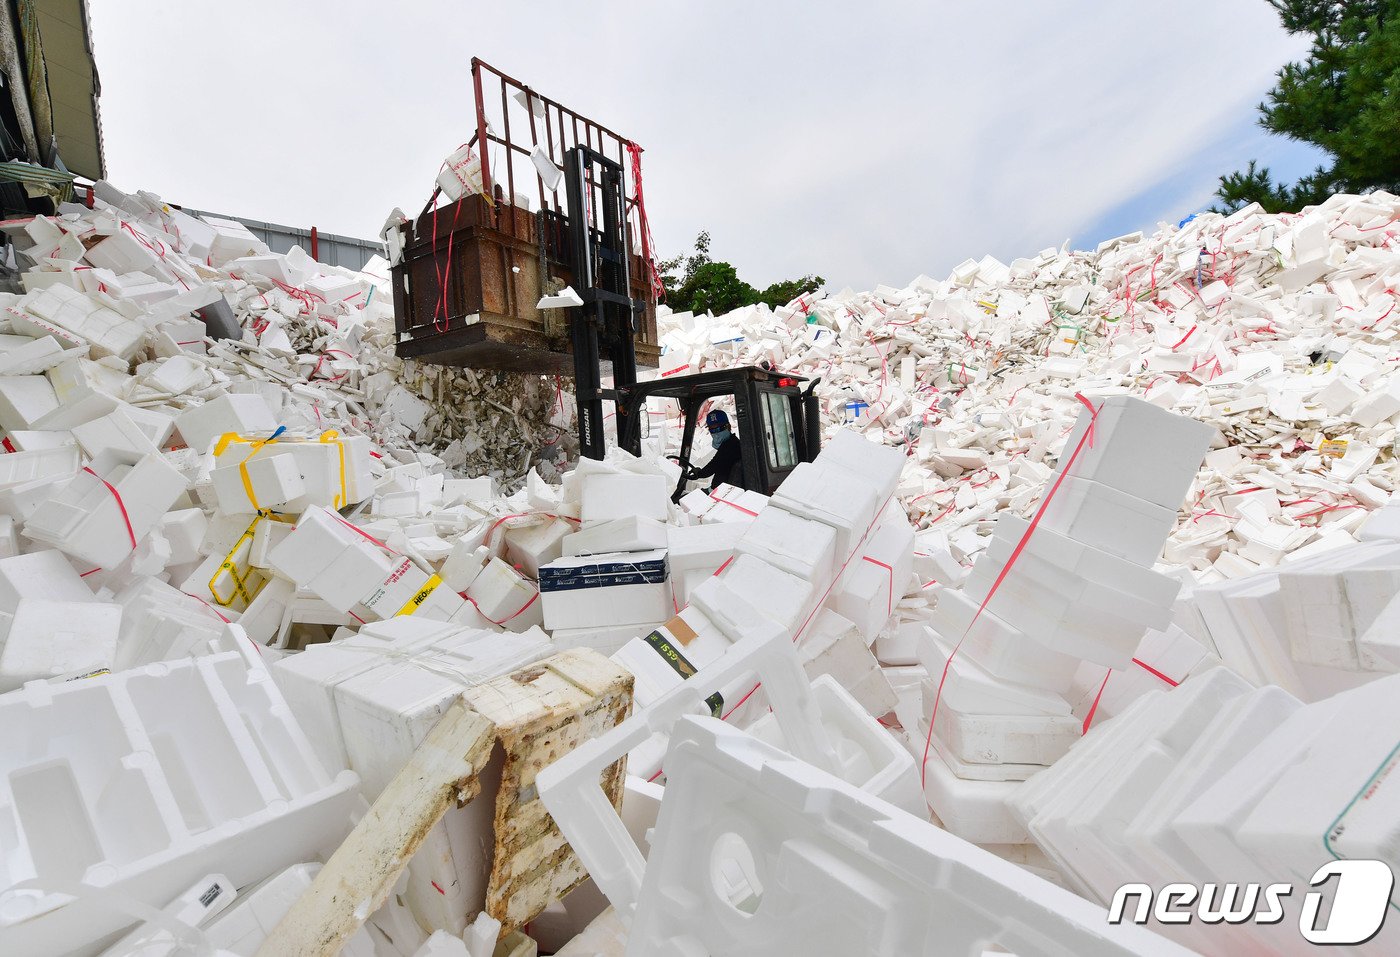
[688,409,745,492]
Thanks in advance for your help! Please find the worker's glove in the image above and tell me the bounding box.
[684,467,701,481]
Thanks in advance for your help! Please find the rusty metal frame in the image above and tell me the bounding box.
[467,57,646,256]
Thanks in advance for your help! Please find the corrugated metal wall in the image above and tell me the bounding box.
[183,207,383,272]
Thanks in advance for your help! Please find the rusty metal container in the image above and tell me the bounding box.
[391,194,659,374]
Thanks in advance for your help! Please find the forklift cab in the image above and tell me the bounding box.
[616,366,822,502]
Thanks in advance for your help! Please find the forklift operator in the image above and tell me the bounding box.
[687,409,745,492]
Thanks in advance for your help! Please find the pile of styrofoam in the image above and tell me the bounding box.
[652,193,1400,586]
[5,171,1400,957]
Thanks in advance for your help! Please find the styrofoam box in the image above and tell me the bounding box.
[502,517,570,578]
[1037,473,1178,567]
[923,638,1071,717]
[464,557,543,632]
[550,619,661,657]
[748,674,923,815]
[925,587,1080,694]
[630,717,1188,956]
[211,453,305,514]
[933,702,1081,768]
[204,862,377,957]
[700,485,769,525]
[0,599,122,691]
[539,550,671,631]
[329,628,551,933]
[967,515,1181,668]
[833,519,915,639]
[579,473,669,525]
[812,429,908,505]
[562,515,669,557]
[0,549,95,610]
[734,503,837,584]
[691,554,815,637]
[1059,395,1214,510]
[174,394,277,452]
[769,462,882,568]
[0,635,360,957]
[23,449,188,569]
[665,521,746,607]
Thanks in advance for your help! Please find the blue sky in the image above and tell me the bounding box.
[89,1,1318,292]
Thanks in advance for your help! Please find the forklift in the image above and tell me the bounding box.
[390,60,822,501]
[558,145,822,501]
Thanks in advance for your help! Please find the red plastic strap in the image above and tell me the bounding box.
[1169,324,1198,351]
[331,514,400,555]
[712,555,735,577]
[920,394,1101,789]
[83,466,137,553]
[1132,657,1180,687]
[463,589,539,627]
[862,555,895,617]
[1082,670,1112,735]
[707,493,758,518]
[625,142,666,301]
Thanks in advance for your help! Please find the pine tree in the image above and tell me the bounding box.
[1215,1,1400,212]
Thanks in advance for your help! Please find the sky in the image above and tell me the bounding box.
[88,0,1325,293]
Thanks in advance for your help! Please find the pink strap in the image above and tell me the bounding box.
[83,466,137,554]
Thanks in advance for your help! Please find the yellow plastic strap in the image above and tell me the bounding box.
[319,430,347,509]
[215,431,282,513]
[395,575,443,617]
[209,514,265,607]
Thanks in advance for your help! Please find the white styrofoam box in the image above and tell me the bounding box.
[692,554,816,637]
[1358,501,1400,543]
[502,517,571,578]
[201,214,268,265]
[798,609,898,719]
[832,519,915,640]
[204,862,378,957]
[1275,544,1400,671]
[2,429,75,452]
[1203,673,1400,884]
[1058,395,1214,510]
[733,503,837,584]
[967,515,1180,669]
[634,719,1185,956]
[69,408,159,458]
[1012,670,1253,905]
[23,449,188,569]
[1037,473,1179,567]
[747,675,923,815]
[0,337,68,377]
[0,599,121,691]
[463,557,543,631]
[933,703,1081,768]
[923,638,1071,717]
[112,577,225,669]
[873,620,923,666]
[814,428,908,505]
[330,628,551,933]
[272,618,477,772]
[442,476,497,505]
[0,444,78,489]
[550,619,659,657]
[665,520,746,607]
[100,871,237,957]
[770,461,882,567]
[562,515,669,557]
[698,484,769,525]
[0,637,360,957]
[539,550,671,631]
[19,284,145,360]
[211,453,306,515]
[174,394,278,452]
[0,375,59,430]
[579,472,669,525]
[925,588,1080,694]
[921,741,1031,845]
[610,604,734,713]
[159,509,208,566]
[0,549,96,611]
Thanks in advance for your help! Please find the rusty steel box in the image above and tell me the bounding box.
[391,194,660,374]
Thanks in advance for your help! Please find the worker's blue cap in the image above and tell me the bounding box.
[705,409,730,432]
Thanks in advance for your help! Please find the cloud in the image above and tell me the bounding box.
[88,0,1311,292]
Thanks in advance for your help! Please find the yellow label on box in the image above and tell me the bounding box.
[1319,439,1348,459]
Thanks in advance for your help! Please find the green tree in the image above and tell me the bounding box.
[659,231,823,314]
[1215,1,1400,213]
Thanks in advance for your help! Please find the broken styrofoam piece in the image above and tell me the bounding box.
[630,715,1191,955]
[537,287,584,310]
[0,631,360,957]
[539,621,842,919]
